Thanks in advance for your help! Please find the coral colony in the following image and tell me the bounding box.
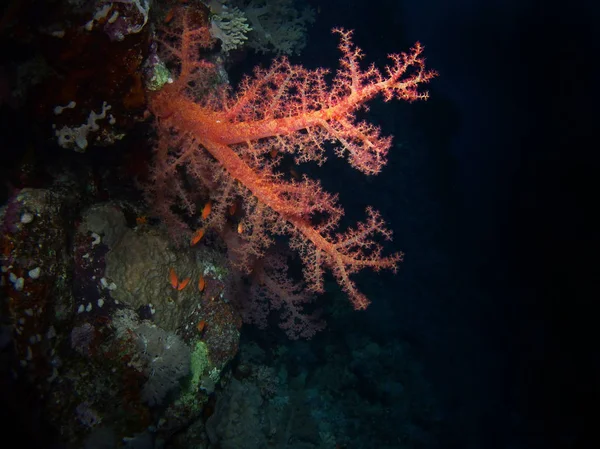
[147,9,436,318]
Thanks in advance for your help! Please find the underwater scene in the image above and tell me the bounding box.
[0,1,597,449]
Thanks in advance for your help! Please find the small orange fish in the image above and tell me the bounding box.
[269,148,278,158]
[164,8,174,24]
[136,215,147,226]
[289,167,300,180]
[197,320,206,333]
[228,202,237,216]
[169,268,178,289]
[177,277,191,291]
[201,201,212,220]
[237,222,244,234]
[198,275,206,292]
[190,228,205,246]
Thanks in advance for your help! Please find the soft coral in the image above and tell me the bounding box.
[147,8,436,310]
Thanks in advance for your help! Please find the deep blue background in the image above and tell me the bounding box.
[289,1,598,447]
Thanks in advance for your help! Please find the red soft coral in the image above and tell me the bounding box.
[147,8,436,311]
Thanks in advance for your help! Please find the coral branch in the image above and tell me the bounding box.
[147,9,435,312]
